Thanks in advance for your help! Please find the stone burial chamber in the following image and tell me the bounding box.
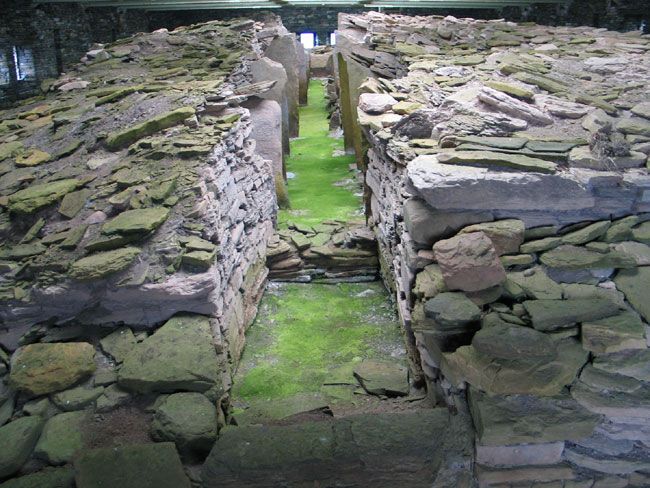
[0,6,649,488]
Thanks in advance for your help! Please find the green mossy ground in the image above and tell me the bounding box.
[232,282,403,403]
[279,80,360,227]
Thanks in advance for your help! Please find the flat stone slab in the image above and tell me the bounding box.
[571,381,650,419]
[406,156,596,213]
[118,314,220,393]
[7,179,78,214]
[436,150,557,173]
[74,442,190,488]
[592,348,650,382]
[443,338,586,396]
[611,241,650,266]
[573,432,634,457]
[582,311,647,354]
[202,410,453,487]
[233,392,331,426]
[472,324,556,361]
[9,342,95,396]
[101,207,170,236]
[475,463,576,486]
[564,446,650,475]
[540,245,636,270]
[469,388,600,446]
[506,267,563,300]
[476,441,565,467]
[105,107,196,149]
[68,247,141,282]
[614,266,650,322]
[523,299,621,331]
[580,364,641,394]
[353,360,409,396]
[560,221,611,245]
[423,292,480,329]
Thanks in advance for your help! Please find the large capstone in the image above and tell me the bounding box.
[74,442,190,488]
[118,314,220,393]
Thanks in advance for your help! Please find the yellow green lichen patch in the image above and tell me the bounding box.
[68,247,141,282]
[105,107,196,150]
[14,149,51,167]
[7,179,79,214]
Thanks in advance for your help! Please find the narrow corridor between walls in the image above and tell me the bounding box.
[204,78,474,488]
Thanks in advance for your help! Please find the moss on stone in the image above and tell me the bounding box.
[68,247,141,282]
[0,141,24,161]
[105,107,196,150]
[60,224,88,250]
[95,86,138,106]
[101,207,169,236]
[181,249,216,268]
[8,179,79,214]
[58,189,91,219]
[233,282,403,402]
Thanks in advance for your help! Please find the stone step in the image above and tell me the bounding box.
[202,410,466,487]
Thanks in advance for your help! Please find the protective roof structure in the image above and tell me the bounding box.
[35,0,566,11]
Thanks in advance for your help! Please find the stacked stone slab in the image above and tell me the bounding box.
[266,220,379,282]
[336,11,650,487]
[0,16,301,485]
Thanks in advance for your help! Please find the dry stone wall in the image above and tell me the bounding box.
[0,19,293,356]
[336,11,650,487]
[0,19,308,484]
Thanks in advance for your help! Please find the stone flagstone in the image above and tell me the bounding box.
[74,442,190,488]
[118,314,220,393]
[581,311,647,354]
[468,388,600,446]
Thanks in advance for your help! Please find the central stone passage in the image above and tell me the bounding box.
[231,281,413,424]
[231,80,423,424]
[210,75,474,488]
[279,79,361,226]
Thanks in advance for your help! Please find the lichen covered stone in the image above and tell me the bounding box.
[68,247,141,282]
[101,207,169,236]
[118,314,220,393]
[105,107,196,149]
[7,179,78,214]
[9,342,95,396]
